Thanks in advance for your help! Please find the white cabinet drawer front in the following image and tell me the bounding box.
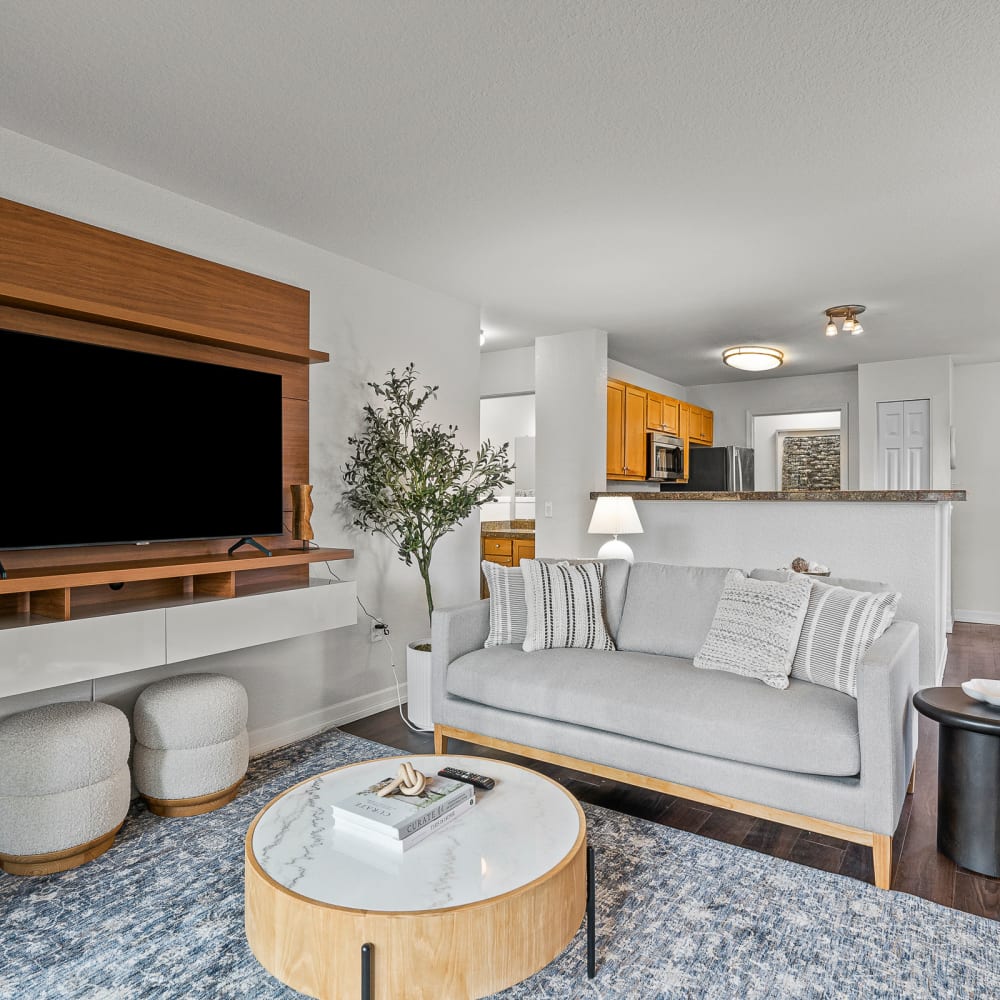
[0,609,166,699]
[165,580,357,663]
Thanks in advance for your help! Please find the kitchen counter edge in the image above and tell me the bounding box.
[590,490,966,503]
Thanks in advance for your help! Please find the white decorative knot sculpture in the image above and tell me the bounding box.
[376,761,429,798]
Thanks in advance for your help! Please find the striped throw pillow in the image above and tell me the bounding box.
[521,559,615,652]
[790,581,901,697]
[482,561,528,647]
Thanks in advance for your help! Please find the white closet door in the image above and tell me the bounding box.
[877,399,930,489]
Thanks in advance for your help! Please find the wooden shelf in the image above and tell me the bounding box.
[0,547,353,622]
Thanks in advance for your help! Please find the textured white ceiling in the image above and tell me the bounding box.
[3,1,999,384]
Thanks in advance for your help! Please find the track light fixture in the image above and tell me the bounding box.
[823,305,867,337]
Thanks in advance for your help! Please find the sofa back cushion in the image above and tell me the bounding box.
[749,568,889,592]
[615,563,734,659]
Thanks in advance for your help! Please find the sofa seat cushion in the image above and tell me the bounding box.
[445,646,860,777]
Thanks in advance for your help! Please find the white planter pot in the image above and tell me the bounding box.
[406,640,433,730]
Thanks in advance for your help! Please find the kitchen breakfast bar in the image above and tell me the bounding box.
[585,490,966,687]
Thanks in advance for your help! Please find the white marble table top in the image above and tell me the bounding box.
[249,754,583,912]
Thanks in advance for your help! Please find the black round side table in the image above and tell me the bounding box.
[913,686,1000,877]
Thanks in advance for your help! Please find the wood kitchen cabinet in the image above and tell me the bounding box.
[688,405,714,445]
[481,535,535,597]
[607,379,648,481]
[645,392,680,436]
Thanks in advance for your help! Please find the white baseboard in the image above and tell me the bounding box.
[953,610,1000,627]
[248,682,407,757]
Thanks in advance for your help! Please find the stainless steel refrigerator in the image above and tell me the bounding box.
[673,445,755,491]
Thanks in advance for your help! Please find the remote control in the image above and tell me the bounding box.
[437,766,495,790]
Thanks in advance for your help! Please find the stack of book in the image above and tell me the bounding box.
[331,774,476,852]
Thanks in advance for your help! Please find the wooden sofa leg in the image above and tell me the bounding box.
[907,763,916,794]
[873,834,893,889]
[434,726,448,754]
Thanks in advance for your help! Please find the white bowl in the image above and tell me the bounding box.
[961,679,1000,707]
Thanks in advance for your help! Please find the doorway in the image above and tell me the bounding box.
[750,410,846,491]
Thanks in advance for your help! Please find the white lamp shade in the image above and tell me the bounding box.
[588,497,643,536]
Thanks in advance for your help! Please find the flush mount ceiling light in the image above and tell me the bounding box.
[823,304,866,337]
[721,346,784,371]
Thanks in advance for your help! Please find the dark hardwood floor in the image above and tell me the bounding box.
[342,621,1000,919]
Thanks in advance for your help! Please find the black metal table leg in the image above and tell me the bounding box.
[587,844,596,978]
[361,942,373,1000]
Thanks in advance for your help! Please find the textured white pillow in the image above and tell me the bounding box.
[694,570,811,689]
[790,580,901,697]
[481,561,528,647]
[521,559,615,652]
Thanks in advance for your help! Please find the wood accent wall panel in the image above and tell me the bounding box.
[0,198,319,581]
[0,198,311,361]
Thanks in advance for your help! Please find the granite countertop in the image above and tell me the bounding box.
[481,520,535,538]
[590,490,966,503]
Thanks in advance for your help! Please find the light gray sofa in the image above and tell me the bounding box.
[431,561,919,889]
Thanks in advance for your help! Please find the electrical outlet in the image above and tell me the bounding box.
[370,621,386,643]
[544,501,553,517]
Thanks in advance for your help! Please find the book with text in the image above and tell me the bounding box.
[331,775,475,839]
[335,794,475,852]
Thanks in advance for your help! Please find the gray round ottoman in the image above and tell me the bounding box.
[133,673,249,817]
[0,701,131,876]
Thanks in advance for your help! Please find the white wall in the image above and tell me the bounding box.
[857,356,953,490]
[535,330,608,558]
[0,128,481,749]
[688,371,860,489]
[951,362,1000,624]
[607,359,686,400]
[480,346,535,396]
[480,395,535,446]
[751,411,843,491]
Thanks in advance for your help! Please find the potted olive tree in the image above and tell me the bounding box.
[343,363,513,728]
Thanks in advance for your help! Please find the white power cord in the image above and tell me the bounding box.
[322,561,433,735]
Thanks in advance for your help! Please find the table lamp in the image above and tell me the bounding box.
[587,497,643,563]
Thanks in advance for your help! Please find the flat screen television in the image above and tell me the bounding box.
[1,329,284,552]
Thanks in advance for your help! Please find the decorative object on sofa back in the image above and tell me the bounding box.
[693,570,811,689]
[521,559,615,652]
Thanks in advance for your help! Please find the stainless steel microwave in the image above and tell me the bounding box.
[647,432,684,481]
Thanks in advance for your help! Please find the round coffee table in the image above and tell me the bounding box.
[913,686,1000,876]
[245,754,588,999]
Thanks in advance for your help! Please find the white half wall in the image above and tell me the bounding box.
[857,356,953,490]
[535,330,608,559]
[951,362,1000,624]
[688,371,860,488]
[627,500,949,687]
[0,127,481,741]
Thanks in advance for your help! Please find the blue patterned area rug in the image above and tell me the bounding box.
[2,727,998,999]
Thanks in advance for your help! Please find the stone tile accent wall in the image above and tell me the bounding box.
[781,434,841,490]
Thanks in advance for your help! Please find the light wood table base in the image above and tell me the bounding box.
[245,756,588,999]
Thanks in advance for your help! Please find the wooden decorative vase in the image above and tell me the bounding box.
[290,484,315,546]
